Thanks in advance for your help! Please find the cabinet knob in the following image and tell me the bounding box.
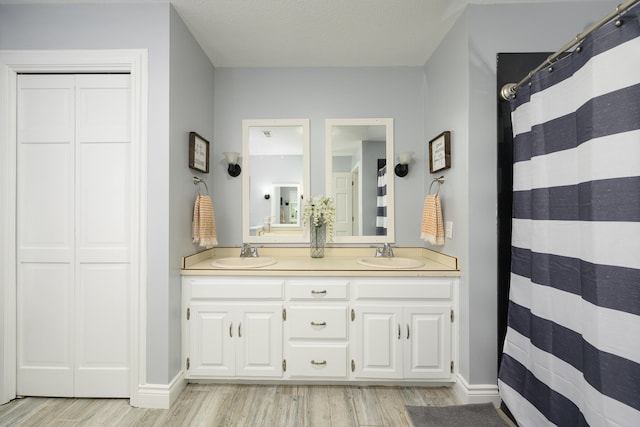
[310,321,327,327]
[311,360,327,366]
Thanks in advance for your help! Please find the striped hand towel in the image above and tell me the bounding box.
[193,194,218,248]
[421,194,444,245]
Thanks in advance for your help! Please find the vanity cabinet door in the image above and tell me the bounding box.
[187,303,283,378]
[352,305,403,379]
[235,304,283,377]
[352,304,452,380]
[188,304,235,378]
[403,306,451,380]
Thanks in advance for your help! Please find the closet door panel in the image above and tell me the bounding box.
[77,142,131,262]
[17,76,74,263]
[75,264,130,397]
[17,263,74,397]
[76,75,130,143]
[17,76,75,143]
[76,75,131,263]
[16,76,75,397]
[17,142,74,262]
[74,74,131,397]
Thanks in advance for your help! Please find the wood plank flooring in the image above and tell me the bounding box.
[0,384,463,427]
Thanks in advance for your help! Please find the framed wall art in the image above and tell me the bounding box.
[428,131,451,173]
[189,131,210,173]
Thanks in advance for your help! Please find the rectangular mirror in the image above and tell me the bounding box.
[325,118,394,244]
[242,119,310,243]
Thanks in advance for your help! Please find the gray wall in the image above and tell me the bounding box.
[212,67,426,247]
[169,7,216,383]
[424,0,618,385]
[0,2,216,385]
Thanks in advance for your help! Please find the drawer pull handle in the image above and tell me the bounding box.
[310,321,327,327]
[311,360,327,366]
[311,290,327,295]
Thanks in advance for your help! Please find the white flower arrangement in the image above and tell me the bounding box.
[302,195,336,240]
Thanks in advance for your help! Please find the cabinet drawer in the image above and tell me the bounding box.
[287,280,348,300]
[286,344,348,377]
[189,279,284,300]
[287,306,347,339]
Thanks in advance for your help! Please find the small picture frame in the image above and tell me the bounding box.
[189,132,210,173]
[428,131,451,173]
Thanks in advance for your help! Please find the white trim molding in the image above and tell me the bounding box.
[135,372,187,409]
[0,49,148,406]
[453,374,501,407]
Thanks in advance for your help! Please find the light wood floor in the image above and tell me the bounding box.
[0,384,463,427]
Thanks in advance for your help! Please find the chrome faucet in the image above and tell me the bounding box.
[240,243,259,258]
[375,243,395,258]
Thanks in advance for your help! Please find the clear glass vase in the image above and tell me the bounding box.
[310,218,326,258]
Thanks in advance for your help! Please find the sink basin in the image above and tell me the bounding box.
[356,257,424,269]
[211,257,277,269]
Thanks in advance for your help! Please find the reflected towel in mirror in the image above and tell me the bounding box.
[421,194,444,245]
[193,194,218,248]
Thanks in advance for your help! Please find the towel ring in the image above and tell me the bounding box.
[429,176,445,196]
[193,176,208,195]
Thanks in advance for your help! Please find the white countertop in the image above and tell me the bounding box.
[181,247,459,277]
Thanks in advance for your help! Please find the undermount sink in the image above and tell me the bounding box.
[356,257,424,269]
[211,257,277,269]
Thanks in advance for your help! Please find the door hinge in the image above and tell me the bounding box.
[282,359,287,372]
[351,308,355,321]
[187,307,190,320]
[283,308,287,321]
[351,359,355,372]
[450,361,454,373]
[186,357,190,370]
[450,309,454,322]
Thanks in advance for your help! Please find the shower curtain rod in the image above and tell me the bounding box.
[500,0,640,100]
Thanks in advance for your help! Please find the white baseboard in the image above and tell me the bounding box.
[134,371,187,409]
[453,374,501,407]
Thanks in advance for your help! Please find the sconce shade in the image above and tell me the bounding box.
[397,151,413,165]
[223,151,241,177]
[394,151,413,177]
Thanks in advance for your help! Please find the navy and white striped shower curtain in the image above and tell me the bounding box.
[376,165,387,235]
[499,6,640,427]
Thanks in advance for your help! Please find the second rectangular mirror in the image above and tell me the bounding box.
[242,119,310,243]
[325,118,394,244]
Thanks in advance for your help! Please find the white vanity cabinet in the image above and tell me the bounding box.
[284,279,350,378]
[351,279,454,381]
[182,273,457,384]
[183,278,284,379]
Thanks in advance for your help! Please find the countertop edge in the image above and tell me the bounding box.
[181,247,460,277]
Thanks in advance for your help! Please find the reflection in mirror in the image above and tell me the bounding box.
[242,119,310,243]
[325,118,394,244]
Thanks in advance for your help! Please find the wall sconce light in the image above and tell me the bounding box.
[394,151,414,177]
[223,152,241,177]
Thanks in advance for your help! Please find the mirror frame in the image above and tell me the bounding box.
[242,119,310,243]
[325,118,395,244]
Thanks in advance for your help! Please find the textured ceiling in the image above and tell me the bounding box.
[1,0,602,67]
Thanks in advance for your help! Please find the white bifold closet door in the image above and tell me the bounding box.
[16,74,132,398]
